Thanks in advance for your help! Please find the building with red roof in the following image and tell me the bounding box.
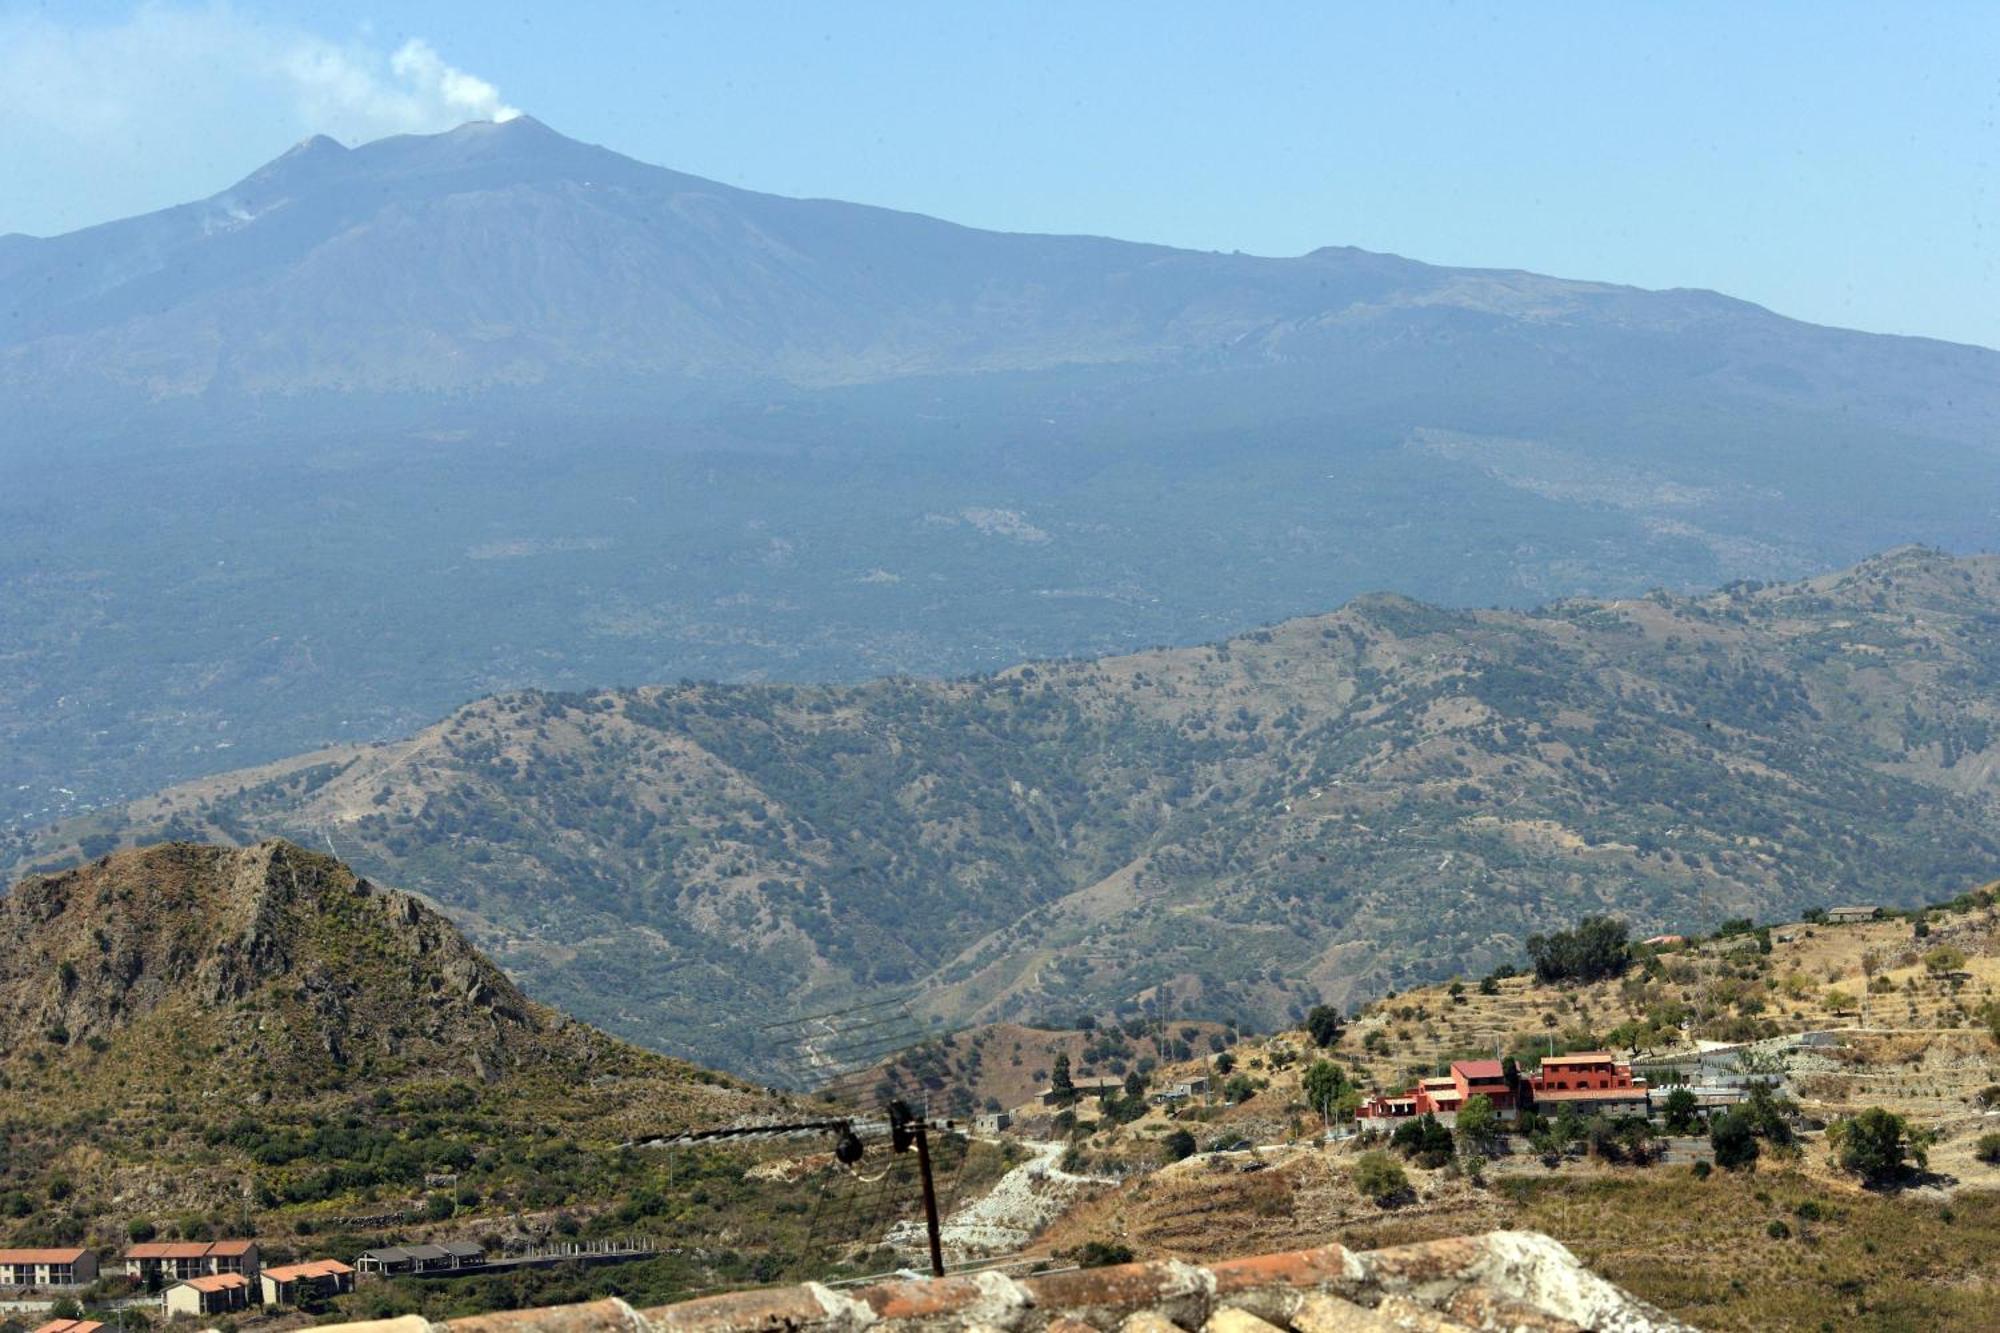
[165,1271,251,1318]
[1359,1053,1647,1123]
[123,1239,259,1284]
[0,1248,98,1288]
[260,1258,356,1306]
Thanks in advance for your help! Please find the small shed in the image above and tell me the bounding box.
[974,1111,1011,1135]
[1827,905,1880,924]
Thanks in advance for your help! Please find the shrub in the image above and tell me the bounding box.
[1078,1240,1134,1268]
[1710,1111,1759,1171]
[1353,1151,1408,1205]
[1691,1160,1712,1180]
[1161,1129,1197,1163]
[1766,1220,1790,1240]
[1975,1133,2000,1165]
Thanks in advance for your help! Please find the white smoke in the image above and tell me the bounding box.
[389,39,521,125]
[0,6,523,154]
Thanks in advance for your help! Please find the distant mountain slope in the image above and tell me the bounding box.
[5,116,1997,428]
[3,118,1996,833]
[20,548,2000,1076]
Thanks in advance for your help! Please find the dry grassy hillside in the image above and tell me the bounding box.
[13,548,2000,1077]
[0,841,777,1258]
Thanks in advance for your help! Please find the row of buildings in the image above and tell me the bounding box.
[0,1240,358,1315]
[1357,1051,1654,1124]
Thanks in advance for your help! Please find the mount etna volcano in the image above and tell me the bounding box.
[2,118,1996,827]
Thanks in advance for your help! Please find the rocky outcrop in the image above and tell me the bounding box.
[308,1234,1693,1333]
[0,839,555,1089]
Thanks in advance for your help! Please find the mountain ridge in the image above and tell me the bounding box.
[17,546,1999,1077]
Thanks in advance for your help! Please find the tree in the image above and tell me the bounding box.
[1525,916,1631,984]
[1662,1087,1700,1136]
[1710,1109,1759,1171]
[1305,1004,1345,1048]
[1161,1129,1198,1163]
[1050,1052,1076,1102]
[1455,1094,1500,1153]
[1923,945,1967,977]
[1353,1150,1408,1206]
[1391,1114,1455,1168]
[1830,1107,1928,1186]
[1302,1059,1346,1119]
[1823,988,1855,1014]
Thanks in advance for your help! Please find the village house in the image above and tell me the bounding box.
[1826,905,1880,924]
[1357,1059,1520,1124]
[0,1248,98,1288]
[1359,1053,1646,1123]
[164,1272,251,1319]
[974,1111,1011,1134]
[123,1239,259,1285]
[260,1258,356,1305]
[1527,1052,1651,1117]
[1038,1076,1124,1106]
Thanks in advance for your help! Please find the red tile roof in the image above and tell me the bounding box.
[0,1248,91,1263]
[33,1321,103,1333]
[1452,1059,1506,1080]
[126,1239,255,1260]
[265,1259,354,1281]
[182,1273,250,1293]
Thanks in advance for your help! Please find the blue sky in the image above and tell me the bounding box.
[5,1,1997,348]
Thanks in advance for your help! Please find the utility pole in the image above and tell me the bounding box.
[890,1101,945,1278]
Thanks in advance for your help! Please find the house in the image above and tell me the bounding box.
[261,1258,356,1305]
[1826,905,1880,924]
[164,1272,251,1318]
[1528,1052,1650,1117]
[0,1248,98,1288]
[33,1320,104,1333]
[123,1239,259,1285]
[1356,1060,1519,1124]
[975,1111,1012,1134]
[1039,1077,1124,1106]
[1171,1076,1209,1098]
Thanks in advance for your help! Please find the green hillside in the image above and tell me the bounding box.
[15,547,2000,1076]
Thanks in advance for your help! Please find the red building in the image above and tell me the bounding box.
[1359,1059,1520,1121]
[1360,1053,1644,1122]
